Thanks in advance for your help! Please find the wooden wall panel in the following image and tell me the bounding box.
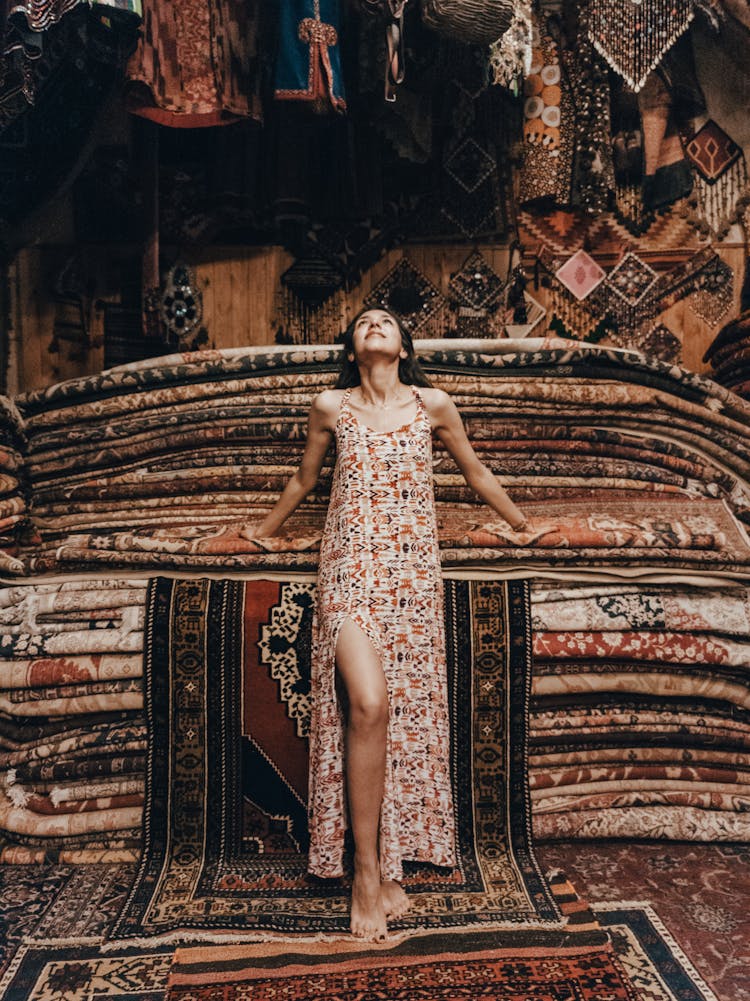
[8,241,746,394]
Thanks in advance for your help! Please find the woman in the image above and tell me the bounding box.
[242,307,546,941]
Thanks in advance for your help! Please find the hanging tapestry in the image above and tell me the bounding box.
[583,0,695,92]
[0,6,140,227]
[637,69,694,210]
[687,254,734,326]
[442,134,501,237]
[685,119,750,239]
[631,322,683,362]
[447,251,506,338]
[518,9,575,206]
[126,0,263,126]
[518,9,613,212]
[429,48,513,239]
[276,253,345,345]
[274,0,346,113]
[363,256,447,336]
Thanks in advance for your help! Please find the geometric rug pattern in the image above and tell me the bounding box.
[110,578,559,942]
[0,897,719,1000]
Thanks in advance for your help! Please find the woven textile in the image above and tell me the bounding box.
[555,250,606,301]
[125,0,262,125]
[363,258,446,336]
[111,577,560,941]
[686,119,742,183]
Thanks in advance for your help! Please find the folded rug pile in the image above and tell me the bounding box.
[0,397,30,577]
[530,580,750,841]
[1,341,749,850]
[7,340,750,577]
[0,579,147,862]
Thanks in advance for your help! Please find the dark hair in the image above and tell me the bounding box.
[335,307,433,388]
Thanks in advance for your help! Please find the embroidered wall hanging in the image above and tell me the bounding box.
[363,257,447,336]
[687,254,734,326]
[277,253,345,344]
[628,322,683,362]
[160,263,204,347]
[583,0,695,92]
[554,249,606,301]
[518,9,575,206]
[447,251,506,338]
[274,0,346,113]
[685,119,750,239]
[535,245,610,341]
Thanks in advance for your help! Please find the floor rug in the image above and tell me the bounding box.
[110,578,559,942]
[164,895,721,1001]
[0,898,720,1001]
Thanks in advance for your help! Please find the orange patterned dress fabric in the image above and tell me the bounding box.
[307,388,457,882]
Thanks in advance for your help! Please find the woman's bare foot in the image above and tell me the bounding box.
[381,880,410,920]
[350,858,387,941]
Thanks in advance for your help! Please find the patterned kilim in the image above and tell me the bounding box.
[686,120,742,183]
[111,578,559,941]
[0,898,719,1000]
[167,939,638,1000]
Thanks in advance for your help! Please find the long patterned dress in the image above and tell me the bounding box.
[307,386,457,882]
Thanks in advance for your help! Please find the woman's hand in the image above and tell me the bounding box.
[507,519,561,545]
[239,523,266,541]
[478,518,561,545]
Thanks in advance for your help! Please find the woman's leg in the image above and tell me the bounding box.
[335,617,389,940]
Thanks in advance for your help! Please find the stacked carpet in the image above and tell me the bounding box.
[0,579,147,862]
[8,338,750,577]
[0,396,30,577]
[530,580,750,841]
[704,309,750,401]
[1,339,750,850]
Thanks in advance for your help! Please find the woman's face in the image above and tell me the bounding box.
[349,309,407,361]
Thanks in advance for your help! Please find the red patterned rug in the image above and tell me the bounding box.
[167,931,638,1001]
[167,943,637,1000]
[164,875,641,1000]
[111,577,558,941]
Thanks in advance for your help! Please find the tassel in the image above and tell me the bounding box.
[584,0,695,92]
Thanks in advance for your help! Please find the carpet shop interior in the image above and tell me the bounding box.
[1,2,750,1000]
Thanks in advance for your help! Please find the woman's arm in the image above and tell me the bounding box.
[241,390,338,538]
[425,388,528,530]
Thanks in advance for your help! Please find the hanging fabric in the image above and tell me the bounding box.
[685,119,750,239]
[276,253,346,345]
[583,0,696,92]
[126,0,263,126]
[275,0,347,112]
